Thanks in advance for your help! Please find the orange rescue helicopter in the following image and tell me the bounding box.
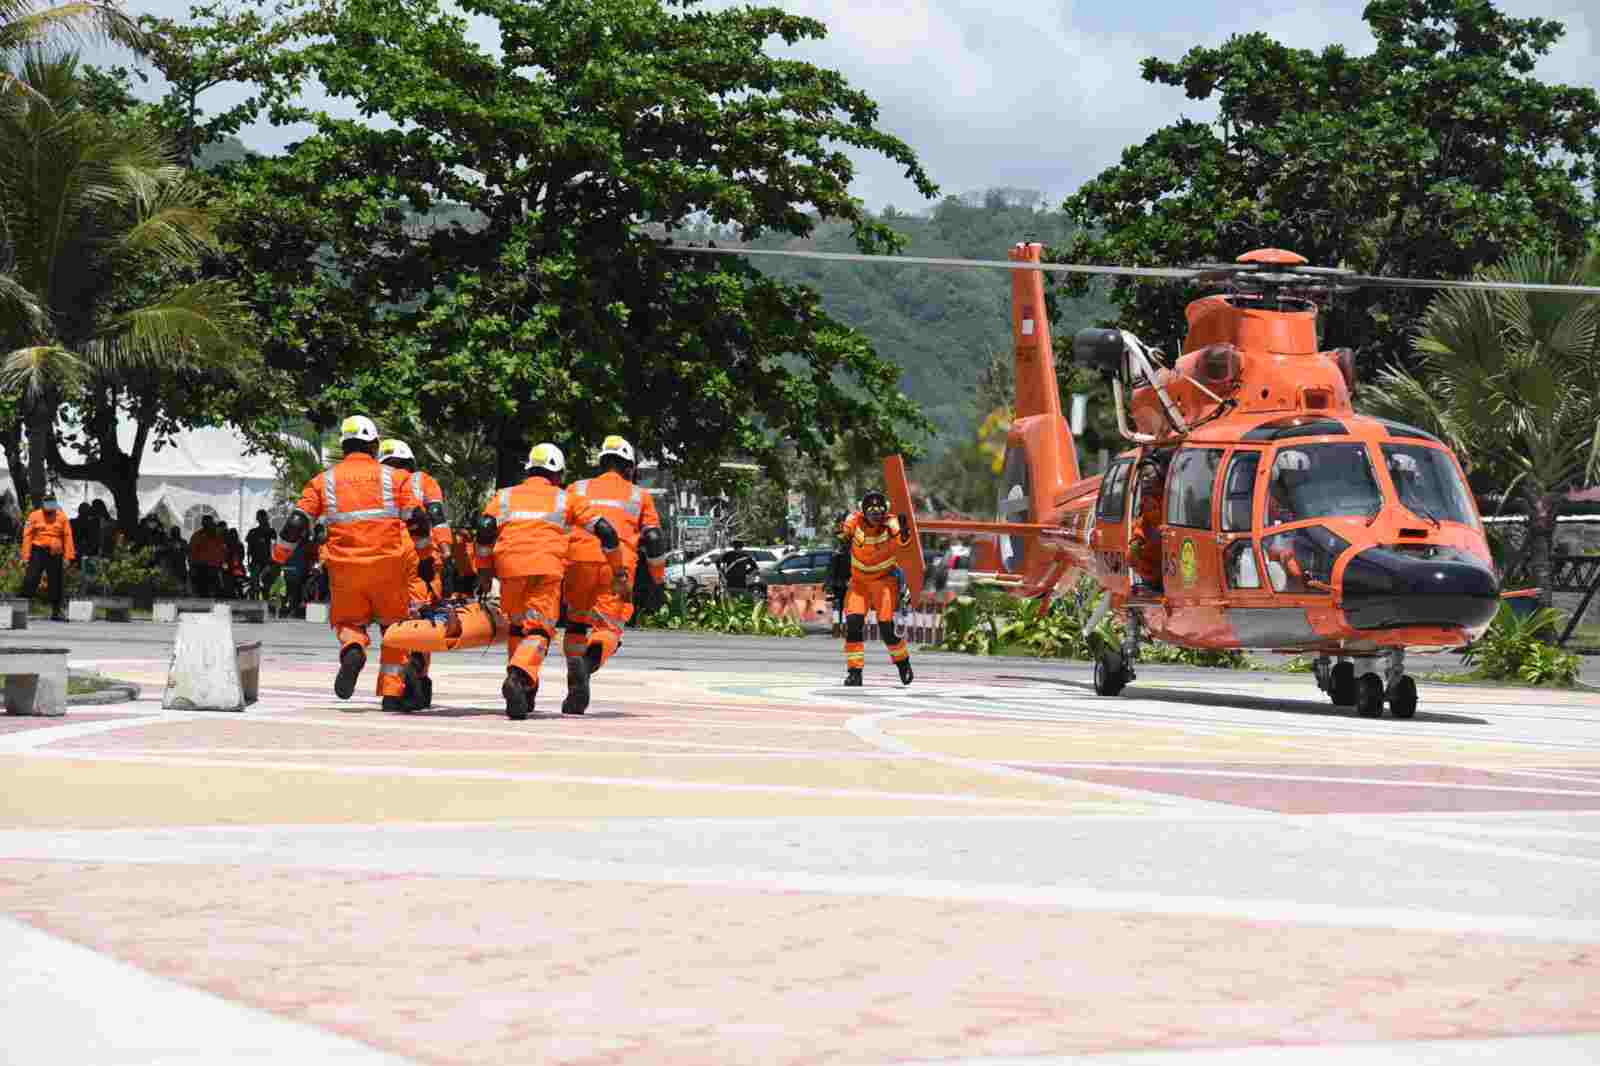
[669,240,1600,719]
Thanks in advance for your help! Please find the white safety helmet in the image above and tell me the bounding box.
[598,434,635,465]
[377,438,414,464]
[525,442,566,475]
[340,414,380,444]
[1276,449,1311,472]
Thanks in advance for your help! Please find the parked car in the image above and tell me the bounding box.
[666,546,786,591]
[755,547,838,590]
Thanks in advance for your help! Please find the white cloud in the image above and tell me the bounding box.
[97,0,1600,209]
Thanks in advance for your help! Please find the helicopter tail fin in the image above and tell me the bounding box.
[883,454,925,597]
[1010,242,1063,423]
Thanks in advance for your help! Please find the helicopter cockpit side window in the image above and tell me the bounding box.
[1166,448,1223,529]
[1221,452,1260,532]
[1267,443,1383,526]
[1380,444,1475,526]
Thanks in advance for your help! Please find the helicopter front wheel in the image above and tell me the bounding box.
[1387,675,1418,719]
[1355,673,1386,718]
[1094,651,1130,697]
[1328,661,1357,706]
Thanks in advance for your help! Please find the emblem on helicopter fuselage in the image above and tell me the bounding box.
[1180,539,1198,587]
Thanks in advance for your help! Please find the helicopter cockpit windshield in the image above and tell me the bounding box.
[1381,444,1475,526]
[1266,443,1384,526]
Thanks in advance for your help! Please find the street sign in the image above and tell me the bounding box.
[680,515,712,529]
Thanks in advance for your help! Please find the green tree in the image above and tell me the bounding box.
[260,0,936,490]
[0,52,252,517]
[1360,252,1600,608]
[1058,0,1600,365]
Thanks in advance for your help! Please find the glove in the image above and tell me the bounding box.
[611,567,632,601]
[476,571,494,596]
[418,556,437,583]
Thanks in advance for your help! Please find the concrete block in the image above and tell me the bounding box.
[305,602,329,624]
[2,647,70,716]
[0,603,15,629]
[163,613,245,712]
[101,597,132,622]
[153,602,179,623]
[229,601,268,624]
[66,599,95,623]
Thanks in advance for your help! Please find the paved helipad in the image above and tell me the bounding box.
[3,621,1599,1065]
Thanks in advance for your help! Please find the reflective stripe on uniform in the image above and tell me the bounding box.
[574,479,642,516]
[593,606,629,630]
[325,466,400,525]
[378,663,407,676]
[503,489,569,528]
[852,557,897,574]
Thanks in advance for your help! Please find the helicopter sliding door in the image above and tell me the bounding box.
[1088,456,1133,597]
[1160,446,1225,641]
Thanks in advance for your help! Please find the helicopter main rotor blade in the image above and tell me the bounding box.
[1338,273,1600,297]
[661,244,1200,281]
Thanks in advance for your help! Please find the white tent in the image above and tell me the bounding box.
[0,419,298,535]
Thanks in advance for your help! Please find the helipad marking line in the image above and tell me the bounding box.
[847,706,1260,815]
[84,747,910,761]
[1009,761,1600,798]
[0,915,414,1065]
[15,750,1125,810]
[3,850,1596,945]
[0,715,168,753]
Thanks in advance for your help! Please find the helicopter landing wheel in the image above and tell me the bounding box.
[1094,651,1129,697]
[1355,673,1386,718]
[1387,675,1418,719]
[1328,661,1356,706]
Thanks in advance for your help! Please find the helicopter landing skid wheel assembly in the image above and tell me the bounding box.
[1094,609,1142,697]
[1315,651,1415,719]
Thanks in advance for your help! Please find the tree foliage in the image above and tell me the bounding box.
[1058,0,1600,366]
[249,0,938,490]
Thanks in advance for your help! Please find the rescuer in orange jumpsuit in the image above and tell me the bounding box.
[475,443,626,720]
[560,434,668,713]
[838,489,914,687]
[273,415,432,710]
[1128,461,1166,594]
[19,492,76,620]
[379,437,453,710]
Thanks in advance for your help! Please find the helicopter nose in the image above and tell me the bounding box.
[1340,546,1500,630]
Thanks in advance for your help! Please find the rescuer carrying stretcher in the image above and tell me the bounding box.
[837,489,914,687]
[561,435,668,714]
[476,443,627,720]
[379,437,452,710]
[274,415,433,710]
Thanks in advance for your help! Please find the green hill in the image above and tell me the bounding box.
[731,190,1114,455]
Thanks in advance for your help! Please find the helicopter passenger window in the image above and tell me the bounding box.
[1380,444,1475,526]
[1267,443,1383,526]
[1224,540,1261,589]
[1221,452,1260,532]
[1166,448,1224,528]
[1097,460,1132,520]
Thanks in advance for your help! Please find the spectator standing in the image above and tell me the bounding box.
[189,515,226,597]
[245,510,275,594]
[19,492,76,621]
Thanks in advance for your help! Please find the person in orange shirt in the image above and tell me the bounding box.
[273,415,432,710]
[560,434,667,713]
[448,529,477,593]
[1128,460,1166,595]
[19,492,76,621]
[189,515,227,597]
[379,437,453,710]
[475,443,625,720]
[838,489,914,687]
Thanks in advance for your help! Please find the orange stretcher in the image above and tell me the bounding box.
[382,599,509,653]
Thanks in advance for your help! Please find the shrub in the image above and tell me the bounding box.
[636,585,803,637]
[1461,604,1580,686]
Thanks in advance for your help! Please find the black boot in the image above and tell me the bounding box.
[334,645,366,700]
[503,669,536,720]
[844,667,863,687]
[584,642,604,676]
[381,695,406,712]
[403,653,431,711]
[897,658,914,686]
[561,654,591,715]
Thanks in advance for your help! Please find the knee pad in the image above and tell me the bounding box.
[845,614,865,642]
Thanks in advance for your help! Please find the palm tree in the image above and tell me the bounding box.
[0,50,251,511]
[1361,252,1600,608]
[1,0,144,98]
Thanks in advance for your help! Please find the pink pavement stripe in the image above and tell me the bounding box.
[1021,766,1600,814]
[3,861,1597,1066]
[89,748,907,761]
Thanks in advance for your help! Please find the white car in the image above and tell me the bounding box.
[666,547,786,590]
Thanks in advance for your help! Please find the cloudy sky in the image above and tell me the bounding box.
[104,0,1598,211]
